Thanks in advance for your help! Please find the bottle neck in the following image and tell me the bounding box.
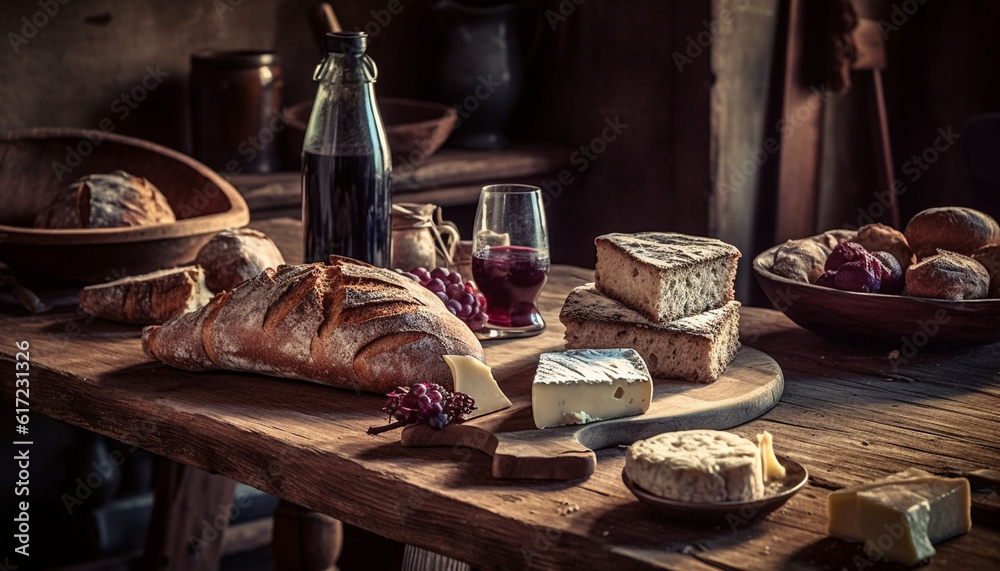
[314,52,378,84]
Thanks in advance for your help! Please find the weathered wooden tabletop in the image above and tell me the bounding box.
[2,262,999,570]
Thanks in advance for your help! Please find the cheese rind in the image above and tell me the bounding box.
[443,355,512,420]
[827,469,971,542]
[857,489,935,567]
[531,349,652,429]
[625,430,765,502]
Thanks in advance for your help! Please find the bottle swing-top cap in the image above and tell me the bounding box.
[324,32,368,55]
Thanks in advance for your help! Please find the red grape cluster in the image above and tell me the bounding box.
[381,382,476,430]
[398,267,489,331]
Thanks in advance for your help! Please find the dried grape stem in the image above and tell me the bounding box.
[367,420,408,435]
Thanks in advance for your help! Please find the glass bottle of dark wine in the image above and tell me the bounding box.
[302,32,392,266]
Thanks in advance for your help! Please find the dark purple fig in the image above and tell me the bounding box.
[833,257,883,293]
[872,251,904,294]
[825,241,871,272]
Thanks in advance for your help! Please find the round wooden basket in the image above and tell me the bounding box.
[0,128,249,283]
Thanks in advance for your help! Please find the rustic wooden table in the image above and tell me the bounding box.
[2,250,999,569]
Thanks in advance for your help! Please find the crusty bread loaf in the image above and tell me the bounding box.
[902,250,989,300]
[141,257,485,394]
[560,284,740,383]
[815,228,857,251]
[771,238,828,283]
[850,223,916,270]
[904,207,1000,259]
[972,244,1000,298]
[34,170,175,229]
[195,228,286,292]
[594,232,740,323]
[79,266,212,325]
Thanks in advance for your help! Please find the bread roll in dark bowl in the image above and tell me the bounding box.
[904,207,999,259]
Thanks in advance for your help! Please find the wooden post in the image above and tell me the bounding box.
[142,460,237,571]
[271,500,343,571]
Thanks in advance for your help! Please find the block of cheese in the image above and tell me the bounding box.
[594,232,740,323]
[625,430,765,503]
[560,283,740,382]
[857,488,936,566]
[757,430,786,483]
[531,349,652,429]
[443,355,512,419]
[827,469,971,542]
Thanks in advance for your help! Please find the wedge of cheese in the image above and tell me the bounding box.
[757,431,786,483]
[827,469,971,542]
[857,488,936,566]
[442,355,511,419]
[827,470,971,567]
[531,348,652,429]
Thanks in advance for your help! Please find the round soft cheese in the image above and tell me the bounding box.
[625,430,764,503]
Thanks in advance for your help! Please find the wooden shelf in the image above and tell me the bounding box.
[229,143,569,219]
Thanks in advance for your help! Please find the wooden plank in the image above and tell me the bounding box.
[2,275,999,570]
[772,0,825,243]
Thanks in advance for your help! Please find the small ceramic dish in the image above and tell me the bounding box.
[622,456,808,525]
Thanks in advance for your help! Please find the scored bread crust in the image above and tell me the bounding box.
[79,266,211,325]
[594,232,740,323]
[560,283,740,382]
[902,250,990,300]
[141,257,485,394]
[34,170,175,229]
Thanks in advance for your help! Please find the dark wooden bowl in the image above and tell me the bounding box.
[283,97,458,166]
[0,128,249,283]
[753,236,1000,347]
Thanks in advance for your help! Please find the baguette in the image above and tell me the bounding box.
[79,265,211,325]
[141,257,485,394]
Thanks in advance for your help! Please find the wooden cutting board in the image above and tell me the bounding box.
[401,347,783,481]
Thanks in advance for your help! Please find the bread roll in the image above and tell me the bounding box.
[902,251,989,300]
[34,170,175,228]
[904,207,1000,259]
[79,266,212,325]
[141,257,485,394]
[850,223,916,270]
[972,244,1000,298]
[771,238,828,283]
[195,228,286,292]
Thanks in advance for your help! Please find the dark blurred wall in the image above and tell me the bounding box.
[2,0,997,292]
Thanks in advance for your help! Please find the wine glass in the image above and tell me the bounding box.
[471,184,551,339]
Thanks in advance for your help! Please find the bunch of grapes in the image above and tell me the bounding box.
[368,382,476,434]
[397,267,489,331]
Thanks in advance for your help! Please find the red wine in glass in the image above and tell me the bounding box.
[472,246,550,327]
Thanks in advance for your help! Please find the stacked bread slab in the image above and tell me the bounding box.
[560,232,741,383]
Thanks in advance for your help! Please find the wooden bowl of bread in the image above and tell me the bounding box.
[0,128,249,283]
[753,207,1000,347]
